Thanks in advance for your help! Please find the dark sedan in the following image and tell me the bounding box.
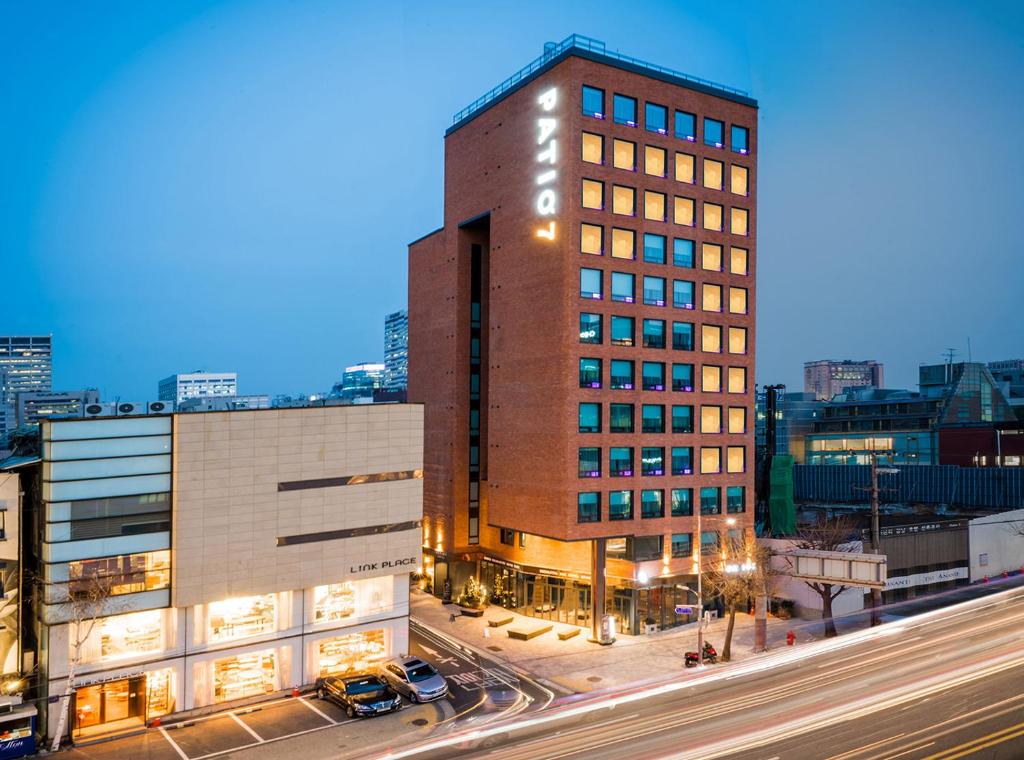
[316,674,402,719]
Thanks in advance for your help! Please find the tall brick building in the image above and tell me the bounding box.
[409,35,757,636]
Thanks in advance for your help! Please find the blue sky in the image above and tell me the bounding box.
[2,0,1022,399]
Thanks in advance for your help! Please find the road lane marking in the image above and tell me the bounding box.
[159,726,191,760]
[826,733,906,760]
[922,719,1024,760]
[298,696,338,724]
[230,711,264,742]
[883,742,933,759]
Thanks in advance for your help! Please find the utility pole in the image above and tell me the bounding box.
[697,506,704,666]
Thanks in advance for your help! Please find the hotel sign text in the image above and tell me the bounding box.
[535,87,558,241]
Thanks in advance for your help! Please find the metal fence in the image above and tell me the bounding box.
[793,465,1024,509]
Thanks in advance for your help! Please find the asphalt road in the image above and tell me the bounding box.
[380,583,1024,760]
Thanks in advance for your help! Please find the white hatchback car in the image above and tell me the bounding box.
[378,657,450,703]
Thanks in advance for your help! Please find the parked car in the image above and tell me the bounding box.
[378,657,450,703]
[315,674,402,718]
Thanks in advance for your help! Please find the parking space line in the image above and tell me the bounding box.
[298,696,338,724]
[229,711,264,742]
[159,726,191,760]
[189,718,362,760]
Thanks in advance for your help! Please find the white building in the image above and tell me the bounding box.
[36,404,423,743]
[157,372,238,405]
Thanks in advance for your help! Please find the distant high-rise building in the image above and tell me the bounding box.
[14,389,101,426]
[384,310,409,391]
[0,335,53,444]
[158,372,237,404]
[803,359,884,401]
[331,363,385,402]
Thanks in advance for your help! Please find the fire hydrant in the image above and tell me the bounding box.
[786,630,795,646]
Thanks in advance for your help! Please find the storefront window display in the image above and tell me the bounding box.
[213,650,278,703]
[67,549,170,598]
[79,609,165,664]
[74,677,145,733]
[145,668,175,718]
[317,629,386,677]
[312,577,392,623]
[208,594,276,643]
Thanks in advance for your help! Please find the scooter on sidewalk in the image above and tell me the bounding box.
[684,642,718,667]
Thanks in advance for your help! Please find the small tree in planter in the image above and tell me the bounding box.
[457,577,487,615]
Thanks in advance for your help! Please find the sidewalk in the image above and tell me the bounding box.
[410,590,805,694]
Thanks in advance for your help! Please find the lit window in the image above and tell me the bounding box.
[645,102,668,133]
[610,403,634,432]
[728,326,747,354]
[579,403,601,433]
[672,321,694,351]
[702,243,723,271]
[727,485,746,513]
[675,110,696,141]
[700,447,721,474]
[643,233,666,264]
[703,365,722,392]
[673,279,694,309]
[642,448,665,478]
[729,287,748,314]
[580,313,602,344]
[701,405,722,434]
[702,283,722,312]
[731,207,749,236]
[703,158,724,190]
[610,447,634,477]
[673,238,695,268]
[578,493,601,523]
[581,223,603,255]
[613,94,637,126]
[702,324,722,353]
[610,315,634,346]
[675,152,695,183]
[613,185,635,215]
[672,363,694,392]
[579,357,602,388]
[643,277,666,307]
[728,366,747,394]
[727,446,746,473]
[704,117,724,147]
[610,359,634,390]
[731,124,749,153]
[728,407,746,433]
[611,271,635,303]
[582,179,604,209]
[731,165,748,195]
[609,491,633,520]
[645,145,667,177]
[642,362,665,391]
[672,405,694,433]
[642,318,666,348]
[317,631,384,679]
[730,247,749,275]
[613,139,636,170]
[611,227,635,259]
[582,132,604,164]
[674,197,695,226]
[209,594,277,643]
[703,202,723,231]
[68,550,170,598]
[79,609,165,664]
[644,190,666,221]
[582,85,605,118]
[313,581,382,622]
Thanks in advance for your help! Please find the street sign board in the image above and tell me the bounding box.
[674,605,692,615]
[778,548,888,589]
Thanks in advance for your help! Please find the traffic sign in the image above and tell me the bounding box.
[675,605,693,615]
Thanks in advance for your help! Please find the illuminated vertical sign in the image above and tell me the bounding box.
[535,87,558,241]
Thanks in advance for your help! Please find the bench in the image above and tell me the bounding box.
[507,624,553,641]
[557,628,580,641]
[488,616,515,628]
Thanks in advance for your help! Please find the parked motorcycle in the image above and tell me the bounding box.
[684,642,718,667]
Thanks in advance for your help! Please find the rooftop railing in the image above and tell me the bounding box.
[452,34,749,124]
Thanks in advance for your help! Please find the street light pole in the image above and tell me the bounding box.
[869,453,882,626]
[697,505,704,667]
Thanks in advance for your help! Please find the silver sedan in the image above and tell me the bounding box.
[378,657,450,703]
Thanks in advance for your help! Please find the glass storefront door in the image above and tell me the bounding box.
[74,676,146,735]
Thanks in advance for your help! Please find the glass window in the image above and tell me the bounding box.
[730,247,748,275]
[727,445,746,473]
[644,190,666,221]
[610,315,635,346]
[728,326,747,354]
[671,446,694,476]
[675,152,695,183]
[580,267,602,299]
[578,447,601,477]
[671,532,693,558]
[731,207,749,236]
[643,276,667,307]
[79,609,165,664]
[611,227,635,259]
[701,405,722,434]
[674,196,695,226]
[673,279,695,309]
[582,179,604,209]
[313,582,357,623]
[611,271,635,303]
[641,449,665,477]
[214,649,280,701]
[641,489,664,518]
[580,313,602,344]
[642,361,665,391]
[701,243,723,271]
[579,357,602,388]
[642,318,666,348]
[582,85,605,117]
[731,124,749,153]
[728,406,746,433]
[703,202,723,231]
[613,185,635,216]
[610,447,634,477]
[582,132,603,164]
[581,223,603,255]
[704,117,724,147]
[672,321,694,351]
[209,594,277,643]
[703,365,722,392]
[645,102,668,133]
[610,359,634,390]
[609,490,633,520]
[675,110,696,141]
[645,145,667,176]
[702,283,723,312]
[610,403,634,432]
[643,233,666,264]
[671,489,693,517]
[729,287,748,314]
[673,238,695,268]
[726,485,746,513]
[672,404,694,433]
[641,404,665,433]
[579,403,601,433]
[700,447,721,474]
[613,94,637,126]
[700,487,721,515]
[731,165,749,195]
[672,363,694,392]
[578,492,601,522]
[613,139,636,170]
[68,549,170,598]
[728,366,747,394]
[703,158,724,190]
[701,530,719,555]
[702,324,722,353]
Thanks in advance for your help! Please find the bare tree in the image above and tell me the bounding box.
[705,531,779,661]
[793,515,859,638]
